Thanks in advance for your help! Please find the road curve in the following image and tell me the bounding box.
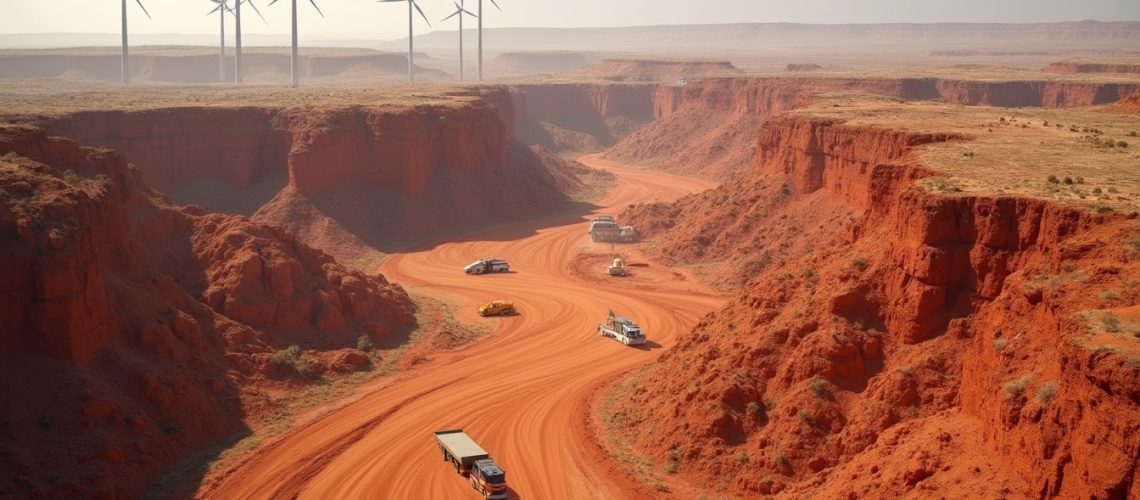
[202,155,725,499]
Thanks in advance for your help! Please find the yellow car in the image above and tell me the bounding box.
[478,300,515,317]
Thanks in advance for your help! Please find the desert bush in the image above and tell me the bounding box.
[746,401,763,416]
[1063,176,1074,185]
[1036,382,1059,404]
[1003,375,1031,398]
[809,376,829,399]
[1091,203,1113,214]
[356,335,375,352]
[1102,312,1121,333]
[1047,175,1059,184]
[1118,140,1129,148]
[269,345,316,377]
[850,257,868,271]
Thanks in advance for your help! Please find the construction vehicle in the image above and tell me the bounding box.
[434,429,508,499]
[607,257,628,276]
[464,257,510,274]
[597,310,646,345]
[589,215,637,243]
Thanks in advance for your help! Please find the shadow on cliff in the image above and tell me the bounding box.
[257,143,605,261]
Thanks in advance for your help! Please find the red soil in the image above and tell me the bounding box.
[604,77,1140,180]
[610,115,1140,498]
[0,124,414,498]
[1043,62,1140,74]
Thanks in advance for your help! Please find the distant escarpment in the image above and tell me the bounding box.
[0,124,414,498]
[604,76,1140,179]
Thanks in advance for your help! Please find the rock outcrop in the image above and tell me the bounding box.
[0,123,415,498]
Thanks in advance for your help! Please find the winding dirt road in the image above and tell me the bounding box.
[203,155,724,499]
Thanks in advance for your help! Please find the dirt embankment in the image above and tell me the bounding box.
[26,88,605,269]
[0,124,415,498]
[604,77,1140,180]
[1043,62,1140,75]
[609,115,1140,498]
[1114,91,1140,113]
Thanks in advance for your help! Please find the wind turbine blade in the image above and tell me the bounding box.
[308,0,325,18]
[460,7,477,17]
[246,0,268,24]
[413,1,431,27]
[136,0,152,19]
[207,4,223,15]
[489,0,501,12]
[267,0,280,6]
[441,10,461,21]
[377,0,403,3]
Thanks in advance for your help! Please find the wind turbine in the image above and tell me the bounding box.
[441,1,477,81]
[268,0,325,88]
[476,0,500,81]
[234,0,268,84]
[207,0,234,82]
[379,0,431,84]
[121,0,152,85]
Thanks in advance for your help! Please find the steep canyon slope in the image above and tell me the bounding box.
[0,124,414,498]
[609,99,1140,498]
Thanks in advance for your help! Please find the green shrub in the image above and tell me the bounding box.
[269,345,316,378]
[1003,375,1031,398]
[851,257,868,271]
[809,376,829,399]
[746,401,762,416]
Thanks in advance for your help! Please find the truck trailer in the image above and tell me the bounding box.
[434,429,508,499]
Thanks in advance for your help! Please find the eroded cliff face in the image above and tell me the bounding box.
[612,116,1139,498]
[281,91,513,197]
[510,83,660,152]
[0,124,415,498]
[603,77,1140,179]
[1043,62,1140,75]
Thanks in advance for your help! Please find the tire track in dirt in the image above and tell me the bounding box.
[203,155,724,499]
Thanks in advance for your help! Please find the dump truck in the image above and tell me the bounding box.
[597,310,646,345]
[434,429,508,499]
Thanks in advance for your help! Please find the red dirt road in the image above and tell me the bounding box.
[202,155,723,499]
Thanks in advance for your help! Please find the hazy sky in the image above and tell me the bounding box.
[2,0,1138,40]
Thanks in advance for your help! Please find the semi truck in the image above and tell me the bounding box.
[434,429,508,499]
[597,310,647,345]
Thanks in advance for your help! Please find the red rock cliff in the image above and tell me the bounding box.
[612,116,1139,498]
[0,123,415,498]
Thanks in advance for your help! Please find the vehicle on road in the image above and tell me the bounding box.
[434,429,508,499]
[608,257,628,276]
[465,258,510,274]
[597,310,646,345]
[478,300,515,317]
[589,216,637,243]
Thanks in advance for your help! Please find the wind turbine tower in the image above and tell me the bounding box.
[379,0,431,84]
[441,1,477,81]
[477,0,500,81]
[268,0,325,87]
[121,0,152,85]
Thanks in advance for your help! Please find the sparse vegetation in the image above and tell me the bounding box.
[1099,290,1120,302]
[1047,175,1059,184]
[1101,312,1121,333]
[850,256,868,271]
[1091,203,1113,214]
[746,401,763,416]
[269,345,316,378]
[1036,382,1059,404]
[992,337,1008,351]
[356,335,375,352]
[736,451,749,464]
[665,448,681,474]
[809,376,830,399]
[1003,374,1033,399]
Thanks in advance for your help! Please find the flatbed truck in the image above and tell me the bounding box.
[434,429,508,499]
[597,310,647,346]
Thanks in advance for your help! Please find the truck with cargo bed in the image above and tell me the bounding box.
[434,429,508,499]
[597,310,646,346]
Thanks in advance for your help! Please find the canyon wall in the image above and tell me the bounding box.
[612,116,1138,498]
[604,77,1140,179]
[510,83,660,152]
[0,124,415,498]
[1043,62,1140,75]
